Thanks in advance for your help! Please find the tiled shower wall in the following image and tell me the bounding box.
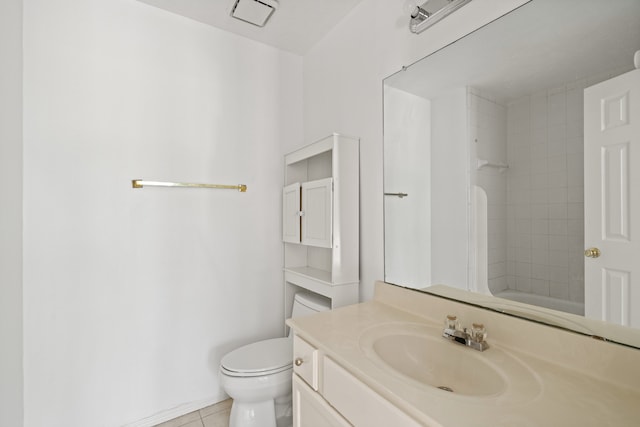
[472,67,632,303]
[506,84,585,303]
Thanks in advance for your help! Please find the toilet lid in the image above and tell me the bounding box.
[221,337,292,375]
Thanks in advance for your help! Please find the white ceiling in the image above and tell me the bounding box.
[136,0,366,55]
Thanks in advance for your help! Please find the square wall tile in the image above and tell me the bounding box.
[531,93,548,129]
[531,204,548,220]
[548,204,567,219]
[569,279,585,303]
[547,155,567,173]
[550,281,569,299]
[531,235,549,250]
[507,261,516,275]
[548,219,568,235]
[567,187,584,203]
[516,262,531,278]
[517,247,532,263]
[567,203,583,219]
[568,219,584,236]
[549,265,569,283]
[531,279,550,296]
[516,277,532,293]
[566,136,583,155]
[532,263,549,280]
[489,276,508,293]
[548,88,566,125]
[489,262,507,279]
[548,250,568,267]
[567,234,584,251]
[530,189,548,204]
[547,172,567,188]
[531,158,548,175]
[566,88,584,122]
[548,188,567,204]
[532,219,549,235]
[532,249,549,265]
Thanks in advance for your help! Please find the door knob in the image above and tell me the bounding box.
[584,247,601,258]
[294,358,303,366]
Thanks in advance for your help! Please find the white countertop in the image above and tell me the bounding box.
[288,284,640,427]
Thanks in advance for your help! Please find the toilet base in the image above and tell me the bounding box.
[220,365,293,427]
[229,399,275,427]
[228,397,292,427]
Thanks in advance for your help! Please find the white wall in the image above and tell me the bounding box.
[0,0,24,426]
[430,88,469,289]
[302,0,529,301]
[22,0,302,425]
[383,86,431,286]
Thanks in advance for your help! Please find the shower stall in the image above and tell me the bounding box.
[468,63,627,315]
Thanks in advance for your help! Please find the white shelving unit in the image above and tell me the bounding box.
[283,133,359,316]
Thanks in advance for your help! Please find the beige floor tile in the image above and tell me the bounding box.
[181,420,204,427]
[202,409,231,427]
[154,410,201,427]
[199,399,232,418]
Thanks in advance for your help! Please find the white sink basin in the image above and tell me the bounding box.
[360,322,541,400]
[371,333,505,396]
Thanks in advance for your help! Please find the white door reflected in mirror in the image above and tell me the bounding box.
[584,69,640,328]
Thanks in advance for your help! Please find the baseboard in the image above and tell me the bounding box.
[122,393,228,427]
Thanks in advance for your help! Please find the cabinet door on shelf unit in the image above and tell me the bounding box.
[301,178,333,248]
[283,182,301,243]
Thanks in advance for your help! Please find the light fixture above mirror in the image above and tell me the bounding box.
[409,0,473,34]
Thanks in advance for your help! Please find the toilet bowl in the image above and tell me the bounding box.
[219,292,331,427]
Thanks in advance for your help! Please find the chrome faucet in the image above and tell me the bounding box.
[442,315,489,352]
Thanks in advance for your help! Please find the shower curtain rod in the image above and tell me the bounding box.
[131,180,247,192]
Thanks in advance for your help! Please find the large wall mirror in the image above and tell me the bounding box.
[383,0,640,347]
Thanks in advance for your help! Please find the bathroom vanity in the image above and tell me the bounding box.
[287,282,640,426]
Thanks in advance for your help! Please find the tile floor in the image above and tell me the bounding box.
[154,399,231,427]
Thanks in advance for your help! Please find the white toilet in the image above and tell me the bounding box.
[219,292,331,427]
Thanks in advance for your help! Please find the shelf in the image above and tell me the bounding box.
[283,134,360,311]
[284,267,332,286]
[477,159,509,172]
[284,267,359,310]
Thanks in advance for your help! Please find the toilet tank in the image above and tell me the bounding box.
[291,292,331,318]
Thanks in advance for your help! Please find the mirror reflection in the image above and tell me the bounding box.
[383,0,640,347]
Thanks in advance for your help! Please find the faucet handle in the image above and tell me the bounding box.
[444,315,460,331]
[470,323,487,343]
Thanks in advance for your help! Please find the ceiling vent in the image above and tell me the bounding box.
[231,0,278,27]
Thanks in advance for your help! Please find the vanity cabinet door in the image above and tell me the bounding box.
[301,178,333,248]
[323,357,424,427]
[293,335,319,390]
[293,375,351,427]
